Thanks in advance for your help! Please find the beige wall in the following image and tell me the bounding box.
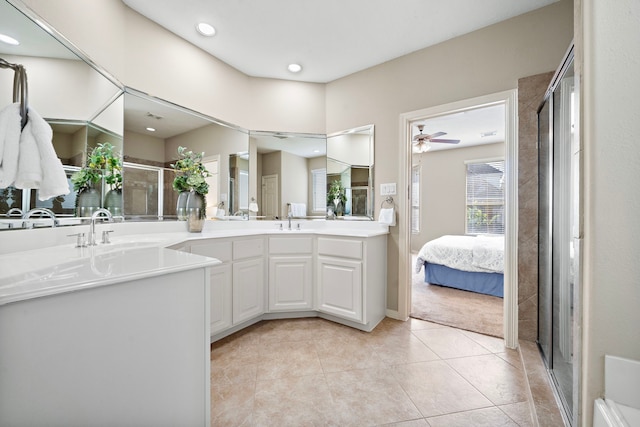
[410,142,505,252]
[326,0,574,310]
[581,0,640,424]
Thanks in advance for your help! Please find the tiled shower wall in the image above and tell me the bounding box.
[517,71,554,342]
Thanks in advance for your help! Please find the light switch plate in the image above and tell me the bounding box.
[380,183,397,195]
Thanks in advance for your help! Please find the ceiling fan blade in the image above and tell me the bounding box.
[428,131,446,138]
[430,138,460,144]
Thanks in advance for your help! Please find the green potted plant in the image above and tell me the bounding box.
[170,146,210,230]
[71,142,123,217]
[327,180,347,215]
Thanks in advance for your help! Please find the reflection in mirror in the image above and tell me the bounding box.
[0,0,123,229]
[326,125,374,219]
[249,131,326,220]
[123,88,249,220]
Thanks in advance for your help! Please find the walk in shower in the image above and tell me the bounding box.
[538,45,580,426]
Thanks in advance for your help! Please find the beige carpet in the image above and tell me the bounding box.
[411,255,504,338]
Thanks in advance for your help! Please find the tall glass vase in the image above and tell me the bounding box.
[176,191,189,221]
[186,191,205,233]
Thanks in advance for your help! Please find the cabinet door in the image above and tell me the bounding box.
[317,257,363,322]
[210,263,232,335]
[232,257,265,325]
[269,256,312,311]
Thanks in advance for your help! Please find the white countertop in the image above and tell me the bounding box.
[0,219,388,306]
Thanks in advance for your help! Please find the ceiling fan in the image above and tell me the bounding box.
[412,124,460,152]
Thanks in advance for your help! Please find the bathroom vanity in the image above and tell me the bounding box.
[0,220,387,426]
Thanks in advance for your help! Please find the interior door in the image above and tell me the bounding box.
[262,174,278,219]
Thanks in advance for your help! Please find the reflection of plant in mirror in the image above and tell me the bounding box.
[89,142,122,190]
[170,146,210,195]
[70,142,122,192]
[327,180,347,205]
[70,168,101,192]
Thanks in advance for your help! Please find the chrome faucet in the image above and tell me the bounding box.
[6,207,23,217]
[89,208,113,246]
[22,208,58,228]
[287,212,292,230]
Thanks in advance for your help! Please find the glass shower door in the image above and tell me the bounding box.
[538,50,577,425]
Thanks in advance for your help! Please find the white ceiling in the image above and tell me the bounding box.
[412,103,505,152]
[122,0,558,83]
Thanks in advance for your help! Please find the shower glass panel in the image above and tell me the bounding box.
[538,48,577,425]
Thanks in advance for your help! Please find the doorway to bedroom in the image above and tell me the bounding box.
[408,101,507,338]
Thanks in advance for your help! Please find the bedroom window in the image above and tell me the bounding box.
[466,159,505,235]
[311,168,327,213]
[411,165,420,233]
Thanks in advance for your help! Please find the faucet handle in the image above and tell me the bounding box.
[68,232,87,248]
[101,230,114,244]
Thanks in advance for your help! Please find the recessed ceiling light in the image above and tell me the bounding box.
[287,63,302,73]
[0,33,19,46]
[196,22,216,37]
[146,127,156,132]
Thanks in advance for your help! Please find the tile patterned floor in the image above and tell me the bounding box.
[211,317,534,426]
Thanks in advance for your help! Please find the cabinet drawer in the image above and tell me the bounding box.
[190,240,231,262]
[233,238,264,260]
[269,236,313,254]
[317,237,362,260]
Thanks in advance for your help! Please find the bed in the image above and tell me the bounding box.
[415,235,504,298]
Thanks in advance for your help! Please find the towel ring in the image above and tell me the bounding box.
[381,196,394,208]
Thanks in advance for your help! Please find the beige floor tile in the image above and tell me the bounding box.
[253,374,334,427]
[499,401,535,426]
[461,329,508,353]
[381,419,431,427]
[392,360,493,417]
[412,327,493,359]
[327,376,422,426]
[446,354,530,405]
[256,352,324,381]
[209,318,538,426]
[210,381,255,427]
[372,334,441,365]
[211,360,257,388]
[406,317,449,331]
[426,406,519,427]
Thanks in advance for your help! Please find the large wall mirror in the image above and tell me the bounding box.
[249,131,327,220]
[0,0,123,229]
[0,0,376,228]
[326,125,375,219]
[123,88,249,220]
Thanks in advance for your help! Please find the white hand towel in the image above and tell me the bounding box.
[290,203,306,217]
[15,115,43,189]
[378,207,396,226]
[0,103,22,188]
[29,108,70,200]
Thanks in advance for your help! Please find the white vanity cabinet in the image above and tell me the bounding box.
[190,240,233,335]
[231,237,265,324]
[268,236,313,311]
[316,235,387,330]
[190,237,265,334]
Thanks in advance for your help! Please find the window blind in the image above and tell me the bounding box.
[311,168,326,212]
[466,160,505,234]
